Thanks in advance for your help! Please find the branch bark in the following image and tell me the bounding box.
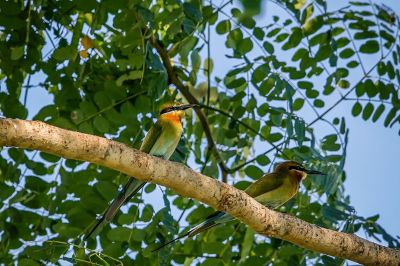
[0,118,399,265]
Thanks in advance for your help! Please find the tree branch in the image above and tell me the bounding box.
[148,35,229,182]
[0,118,399,265]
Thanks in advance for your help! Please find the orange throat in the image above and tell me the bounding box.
[162,113,182,124]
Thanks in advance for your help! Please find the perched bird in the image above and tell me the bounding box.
[84,102,198,240]
[154,160,325,251]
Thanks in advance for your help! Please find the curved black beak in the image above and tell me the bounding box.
[174,103,199,111]
[305,169,326,175]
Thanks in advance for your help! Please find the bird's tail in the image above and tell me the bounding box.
[153,211,228,251]
[84,178,146,240]
[152,233,190,252]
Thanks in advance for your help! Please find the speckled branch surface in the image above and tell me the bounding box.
[0,118,398,265]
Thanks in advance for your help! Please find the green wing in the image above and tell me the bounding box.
[244,173,283,198]
[140,121,163,153]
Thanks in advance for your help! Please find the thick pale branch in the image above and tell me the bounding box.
[0,118,399,265]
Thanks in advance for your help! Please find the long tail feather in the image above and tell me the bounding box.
[153,212,228,251]
[84,178,146,240]
[152,232,190,252]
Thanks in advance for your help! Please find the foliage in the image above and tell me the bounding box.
[0,0,399,265]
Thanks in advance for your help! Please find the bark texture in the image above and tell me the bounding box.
[0,118,399,265]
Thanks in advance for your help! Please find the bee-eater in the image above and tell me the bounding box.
[154,161,325,251]
[84,102,198,240]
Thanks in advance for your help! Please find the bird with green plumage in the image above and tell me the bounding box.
[84,102,198,240]
[154,160,325,251]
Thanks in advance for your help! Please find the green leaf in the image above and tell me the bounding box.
[19,259,41,266]
[238,38,253,54]
[359,40,379,54]
[275,33,289,42]
[350,1,370,6]
[335,68,349,79]
[202,242,226,255]
[116,71,142,86]
[314,99,324,108]
[355,82,365,97]
[3,97,28,119]
[321,135,340,151]
[336,37,350,48]
[253,108,268,125]
[107,227,131,242]
[298,81,313,90]
[255,155,270,166]
[365,80,378,97]
[259,76,275,95]
[293,98,305,111]
[354,31,378,40]
[303,16,323,36]
[352,102,362,117]
[362,102,374,120]
[52,46,76,61]
[267,132,283,142]
[216,20,231,34]
[306,89,319,98]
[339,48,355,59]
[52,223,81,237]
[226,77,246,89]
[295,118,305,146]
[25,176,49,193]
[384,108,397,127]
[40,152,61,163]
[95,181,117,201]
[263,41,274,54]
[372,104,385,122]
[386,61,395,79]
[251,64,269,83]
[93,115,110,133]
[239,227,255,263]
[377,61,386,76]
[141,204,154,222]
[131,228,146,242]
[183,2,202,23]
[227,28,243,48]
[315,44,332,61]
[144,183,156,193]
[337,80,350,89]
[347,60,359,68]
[10,46,24,60]
[286,27,303,48]
[94,91,112,109]
[321,205,348,222]
[0,182,14,200]
[253,27,264,40]
[203,58,214,75]
[292,48,308,61]
[234,181,252,191]
[244,165,264,180]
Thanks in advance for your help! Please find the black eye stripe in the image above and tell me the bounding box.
[289,165,305,171]
[160,106,176,114]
